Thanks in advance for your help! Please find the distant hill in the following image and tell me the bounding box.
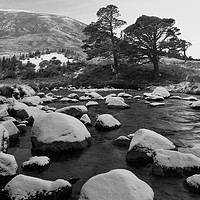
[0,9,87,55]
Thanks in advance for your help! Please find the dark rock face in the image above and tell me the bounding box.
[31,137,91,153]
[0,86,14,98]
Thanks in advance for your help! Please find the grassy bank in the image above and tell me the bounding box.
[0,62,199,90]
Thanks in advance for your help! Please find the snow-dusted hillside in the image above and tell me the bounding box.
[0,9,86,55]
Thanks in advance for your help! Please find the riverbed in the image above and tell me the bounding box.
[7,89,200,200]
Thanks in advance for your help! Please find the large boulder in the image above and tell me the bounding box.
[107,99,130,109]
[2,174,72,200]
[95,114,121,131]
[85,92,104,100]
[1,120,20,143]
[18,84,36,97]
[0,85,14,97]
[152,86,170,98]
[56,105,88,119]
[105,96,124,104]
[0,125,9,152]
[79,169,155,200]
[31,112,91,152]
[152,149,200,177]
[21,96,41,106]
[126,129,175,165]
[0,152,18,177]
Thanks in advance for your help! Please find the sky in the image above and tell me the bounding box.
[1,0,200,58]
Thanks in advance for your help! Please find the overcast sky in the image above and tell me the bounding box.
[1,0,200,58]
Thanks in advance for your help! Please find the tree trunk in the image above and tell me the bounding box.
[113,50,118,74]
[152,59,160,79]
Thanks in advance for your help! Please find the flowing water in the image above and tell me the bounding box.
[6,90,200,199]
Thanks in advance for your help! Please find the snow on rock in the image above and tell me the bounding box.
[105,96,124,104]
[1,120,19,143]
[18,85,36,97]
[190,100,200,109]
[169,95,182,100]
[2,174,72,200]
[144,94,164,101]
[0,124,9,152]
[152,149,200,176]
[185,174,200,193]
[86,101,99,107]
[67,93,79,99]
[78,169,155,200]
[178,147,200,158]
[21,96,42,106]
[0,105,9,120]
[85,92,104,100]
[117,92,132,98]
[112,136,131,147]
[22,156,50,171]
[104,93,116,99]
[107,98,130,109]
[183,96,198,101]
[152,86,170,98]
[31,112,91,152]
[79,96,91,101]
[59,97,79,103]
[80,114,92,126]
[95,114,121,131]
[0,152,18,176]
[148,102,166,107]
[126,128,175,165]
[56,105,88,119]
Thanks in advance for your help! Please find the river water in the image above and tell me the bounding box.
[7,89,200,200]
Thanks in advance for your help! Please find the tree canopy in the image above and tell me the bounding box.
[82,4,126,73]
[122,15,181,78]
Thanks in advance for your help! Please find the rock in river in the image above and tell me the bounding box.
[31,112,91,152]
[79,169,155,200]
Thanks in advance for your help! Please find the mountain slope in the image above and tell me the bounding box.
[0,9,87,55]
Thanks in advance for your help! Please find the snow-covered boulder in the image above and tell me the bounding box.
[37,92,46,98]
[1,120,20,143]
[0,125,9,152]
[0,105,9,119]
[31,112,91,152]
[190,100,200,109]
[18,84,36,97]
[183,96,198,101]
[86,101,99,107]
[152,86,170,98]
[80,114,92,126]
[145,94,164,101]
[126,129,175,165]
[185,174,200,193]
[67,93,79,99]
[95,114,121,131]
[148,102,166,107]
[152,149,200,176]
[86,92,104,100]
[105,96,124,104]
[107,99,130,109]
[117,92,132,98]
[112,136,131,147]
[2,174,72,200]
[56,105,88,119]
[104,93,116,99]
[79,96,91,101]
[21,96,41,106]
[0,95,7,103]
[22,156,50,171]
[60,97,79,103]
[0,152,18,177]
[169,95,182,100]
[78,169,155,200]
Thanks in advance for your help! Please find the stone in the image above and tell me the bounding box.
[80,114,92,126]
[95,114,121,131]
[190,100,200,109]
[107,99,130,109]
[67,93,79,99]
[152,86,170,98]
[152,149,200,177]
[0,124,9,152]
[56,105,88,119]
[86,101,99,107]
[85,92,104,100]
[117,92,132,98]
[126,129,175,165]
[22,156,50,171]
[21,96,41,106]
[2,174,72,200]
[79,169,155,200]
[31,112,91,152]
[185,174,200,193]
[112,136,131,147]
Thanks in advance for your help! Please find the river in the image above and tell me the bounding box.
[7,89,200,200]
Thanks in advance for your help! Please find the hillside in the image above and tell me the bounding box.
[0,9,87,55]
